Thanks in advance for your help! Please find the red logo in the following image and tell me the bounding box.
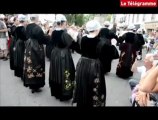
[120,0,157,7]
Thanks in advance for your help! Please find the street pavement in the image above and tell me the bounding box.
[0,48,144,106]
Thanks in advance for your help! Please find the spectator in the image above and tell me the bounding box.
[0,14,8,60]
[129,54,154,92]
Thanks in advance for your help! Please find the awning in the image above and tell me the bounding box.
[144,21,158,30]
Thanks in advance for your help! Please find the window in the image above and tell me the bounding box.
[151,14,156,21]
[132,14,134,23]
[143,14,145,22]
[136,14,139,22]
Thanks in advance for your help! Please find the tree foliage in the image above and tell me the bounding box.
[64,14,84,26]
[83,14,95,24]
[64,14,112,26]
[105,14,112,21]
[64,14,95,27]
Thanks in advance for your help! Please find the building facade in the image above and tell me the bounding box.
[116,14,158,32]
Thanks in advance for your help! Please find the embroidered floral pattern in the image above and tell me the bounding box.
[94,78,100,84]
[24,56,26,62]
[93,88,97,92]
[28,73,34,78]
[101,95,105,100]
[117,51,136,69]
[27,58,32,64]
[64,70,73,91]
[117,52,125,68]
[24,48,44,79]
[93,96,98,101]
[36,73,43,77]
[92,77,105,107]
[33,69,37,73]
[27,66,32,73]
[28,51,31,55]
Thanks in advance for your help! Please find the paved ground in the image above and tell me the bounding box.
[0,47,144,106]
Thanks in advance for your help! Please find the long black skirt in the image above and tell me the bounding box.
[73,57,106,107]
[49,47,75,101]
[99,44,113,74]
[101,58,112,73]
[23,39,45,89]
[14,39,25,78]
[9,37,16,70]
[46,42,53,60]
[116,43,136,79]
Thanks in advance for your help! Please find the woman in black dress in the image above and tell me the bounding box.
[49,14,80,101]
[98,24,119,74]
[45,26,54,60]
[73,20,106,107]
[23,14,49,93]
[14,15,27,80]
[116,25,137,78]
[9,16,19,70]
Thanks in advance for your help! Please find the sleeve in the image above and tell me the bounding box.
[119,33,126,44]
[138,34,145,46]
[62,32,73,47]
[69,41,81,54]
[119,43,124,50]
[109,30,119,42]
[99,39,112,60]
[11,26,16,37]
[137,66,146,73]
[35,26,49,45]
[62,32,81,54]
[21,27,28,41]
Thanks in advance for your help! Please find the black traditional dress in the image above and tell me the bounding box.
[134,33,145,57]
[9,24,17,70]
[116,32,137,78]
[98,27,119,74]
[14,26,27,79]
[73,36,106,107]
[23,23,48,90]
[49,29,80,101]
[45,30,53,60]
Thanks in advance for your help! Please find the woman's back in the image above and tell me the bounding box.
[81,36,100,59]
[51,30,73,49]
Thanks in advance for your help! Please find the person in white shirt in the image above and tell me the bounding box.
[0,14,8,60]
[129,53,154,91]
[129,54,154,104]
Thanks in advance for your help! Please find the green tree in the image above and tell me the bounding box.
[75,14,84,27]
[105,14,112,21]
[64,14,74,25]
[64,14,100,27]
[83,14,95,24]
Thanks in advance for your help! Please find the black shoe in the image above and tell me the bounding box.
[31,89,35,93]
[0,57,4,59]
[34,89,42,92]
[31,88,42,93]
